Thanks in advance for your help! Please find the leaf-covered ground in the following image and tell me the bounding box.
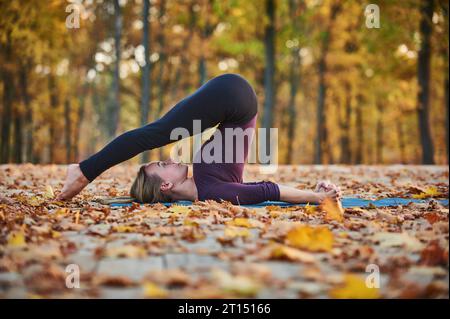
[0,164,448,299]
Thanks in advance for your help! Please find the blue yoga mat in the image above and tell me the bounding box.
[110,197,448,208]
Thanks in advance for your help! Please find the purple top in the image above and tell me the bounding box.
[193,115,280,205]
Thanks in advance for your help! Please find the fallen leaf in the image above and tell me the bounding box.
[223,226,251,238]
[168,205,191,215]
[285,225,334,252]
[43,185,55,199]
[412,186,442,199]
[329,274,380,299]
[226,217,264,228]
[321,198,344,222]
[371,232,424,252]
[211,268,260,297]
[267,243,316,263]
[143,282,168,298]
[113,225,136,233]
[87,224,111,237]
[7,230,26,248]
[105,245,147,258]
[304,203,317,215]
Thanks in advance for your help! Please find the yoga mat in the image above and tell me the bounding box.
[109,197,448,208]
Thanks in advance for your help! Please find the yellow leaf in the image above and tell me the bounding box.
[28,196,44,207]
[113,225,136,233]
[143,282,168,298]
[51,231,62,238]
[7,230,26,248]
[224,226,250,238]
[412,186,442,199]
[43,185,55,199]
[269,210,282,218]
[266,205,281,212]
[183,219,199,227]
[54,208,70,216]
[285,225,334,252]
[269,243,316,263]
[226,217,264,228]
[212,269,260,297]
[227,217,252,228]
[329,274,380,299]
[168,205,191,215]
[304,203,317,215]
[321,198,344,222]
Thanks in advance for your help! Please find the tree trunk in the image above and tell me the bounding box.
[13,106,23,163]
[156,0,167,160]
[285,0,301,164]
[262,0,276,163]
[340,84,352,163]
[198,57,207,87]
[140,0,151,163]
[19,63,34,163]
[443,2,449,163]
[397,120,406,163]
[74,82,88,162]
[48,73,59,163]
[108,0,122,139]
[354,94,364,164]
[1,32,14,164]
[446,71,449,163]
[171,1,196,102]
[416,0,435,164]
[314,3,340,164]
[376,102,384,163]
[64,99,72,163]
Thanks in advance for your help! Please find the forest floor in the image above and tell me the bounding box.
[0,164,448,299]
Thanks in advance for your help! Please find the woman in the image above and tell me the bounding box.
[57,73,340,204]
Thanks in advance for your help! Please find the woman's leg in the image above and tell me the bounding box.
[79,73,258,182]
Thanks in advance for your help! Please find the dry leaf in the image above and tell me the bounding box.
[412,186,442,199]
[321,198,344,222]
[143,282,168,298]
[329,274,380,299]
[267,243,316,263]
[285,225,334,252]
[223,226,251,238]
[371,232,424,252]
[7,230,26,248]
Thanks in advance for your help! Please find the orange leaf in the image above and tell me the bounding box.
[321,198,344,222]
[285,225,334,252]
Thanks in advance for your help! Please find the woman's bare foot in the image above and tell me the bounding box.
[56,164,90,201]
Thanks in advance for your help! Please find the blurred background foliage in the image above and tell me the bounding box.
[0,0,448,165]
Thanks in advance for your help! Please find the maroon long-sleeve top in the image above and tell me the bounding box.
[193,115,280,205]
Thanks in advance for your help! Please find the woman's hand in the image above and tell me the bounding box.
[315,180,342,200]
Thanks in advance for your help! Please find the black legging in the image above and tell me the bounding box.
[79,73,258,182]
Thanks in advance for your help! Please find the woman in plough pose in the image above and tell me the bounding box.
[57,73,341,205]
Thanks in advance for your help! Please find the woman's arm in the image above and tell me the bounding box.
[277,184,339,204]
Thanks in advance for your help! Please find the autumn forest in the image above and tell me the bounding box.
[0,0,448,166]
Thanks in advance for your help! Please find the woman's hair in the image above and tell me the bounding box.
[129,165,172,203]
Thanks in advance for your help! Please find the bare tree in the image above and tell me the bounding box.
[140,0,152,162]
[416,0,435,164]
[108,0,123,139]
[314,2,341,164]
[262,0,276,163]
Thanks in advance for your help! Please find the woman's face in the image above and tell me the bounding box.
[144,158,188,185]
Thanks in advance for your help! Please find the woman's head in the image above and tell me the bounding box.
[130,159,188,203]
